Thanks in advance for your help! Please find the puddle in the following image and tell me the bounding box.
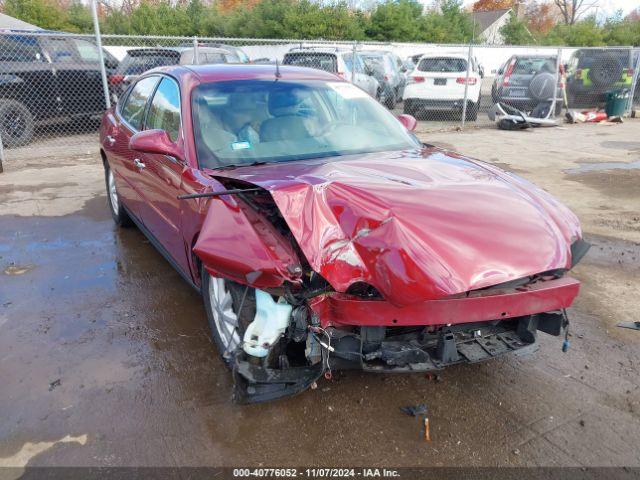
[565,160,640,174]
[601,141,640,151]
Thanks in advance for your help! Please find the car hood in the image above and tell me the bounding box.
[208,147,581,307]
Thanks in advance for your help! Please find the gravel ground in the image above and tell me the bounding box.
[0,120,639,470]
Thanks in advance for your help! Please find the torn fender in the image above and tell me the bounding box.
[193,193,302,289]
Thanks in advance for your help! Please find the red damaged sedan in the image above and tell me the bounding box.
[99,64,589,403]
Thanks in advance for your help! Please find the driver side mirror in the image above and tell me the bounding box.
[396,114,417,132]
[129,129,183,162]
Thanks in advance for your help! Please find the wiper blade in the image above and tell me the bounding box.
[216,161,270,170]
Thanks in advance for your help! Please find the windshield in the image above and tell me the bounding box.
[283,53,338,73]
[418,57,467,73]
[513,58,555,75]
[117,51,179,75]
[192,80,420,169]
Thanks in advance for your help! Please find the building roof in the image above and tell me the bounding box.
[0,13,42,30]
[470,8,511,34]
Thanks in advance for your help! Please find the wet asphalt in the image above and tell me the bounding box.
[1,126,640,468]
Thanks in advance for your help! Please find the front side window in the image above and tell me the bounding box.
[192,79,420,169]
[146,77,181,142]
[46,38,74,62]
[120,76,159,130]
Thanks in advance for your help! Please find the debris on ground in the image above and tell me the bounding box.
[488,102,557,130]
[400,404,428,417]
[617,321,640,331]
[565,110,624,125]
[423,417,431,442]
[48,379,61,391]
[3,263,35,276]
[513,449,521,455]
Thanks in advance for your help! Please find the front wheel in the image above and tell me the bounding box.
[465,99,479,121]
[201,269,256,366]
[0,99,34,147]
[104,162,133,227]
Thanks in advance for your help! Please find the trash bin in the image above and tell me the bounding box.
[605,89,630,117]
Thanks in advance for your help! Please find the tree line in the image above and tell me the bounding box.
[1,0,639,46]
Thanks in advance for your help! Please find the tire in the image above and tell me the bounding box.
[201,268,256,366]
[529,72,556,102]
[465,99,479,121]
[384,88,396,109]
[0,99,34,147]
[588,54,624,87]
[104,162,133,227]
[403,99,417,116]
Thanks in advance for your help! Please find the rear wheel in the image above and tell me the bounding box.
[0,99,34,147]
[465,99,479,121]
[384,88,396,109]
[201,269,256,366]
[104,162,133,227]
[403,99,419,117]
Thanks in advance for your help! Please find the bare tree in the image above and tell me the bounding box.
[553,0,598,25]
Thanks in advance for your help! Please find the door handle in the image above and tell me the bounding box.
[106,135,116,146]
[134,158,146,169]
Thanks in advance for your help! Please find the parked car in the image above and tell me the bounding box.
[361,56,396,108]
[491,55,564,115]
[282,47,378,98]
[109,46,242,98]
[180,42,250,63]
[359,50,405,106]
[403,54,483,120]
[100,64,587,404]
[0,31,119,147]
[566,48,639,108]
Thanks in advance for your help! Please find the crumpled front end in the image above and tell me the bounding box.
[193,149,588,403]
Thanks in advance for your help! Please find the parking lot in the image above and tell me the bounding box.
[1,121,639,468]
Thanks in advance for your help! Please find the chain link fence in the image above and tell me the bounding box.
[1,26,638,170]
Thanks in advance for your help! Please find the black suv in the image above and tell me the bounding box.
[566,48,639,108]
[0,31,119,147]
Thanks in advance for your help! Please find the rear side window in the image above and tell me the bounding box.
[117,51,180,75]
[0,35,43,62]
[146,77,181,142]
[283,53,337,73]
[46,37,75,62]
[71,39,100,63]
[418,57,467,73]
[120,76,159,130]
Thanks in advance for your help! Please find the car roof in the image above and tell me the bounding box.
[511,55,556,59]
[418,53,468,61]
[359,50,391,56]
[286,47,350,55]
[146,63,343,84]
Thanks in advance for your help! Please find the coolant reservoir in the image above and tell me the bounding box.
[243,290,293,357]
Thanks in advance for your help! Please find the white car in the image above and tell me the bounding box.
[403,54,483,121]
[283,47,379,98]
